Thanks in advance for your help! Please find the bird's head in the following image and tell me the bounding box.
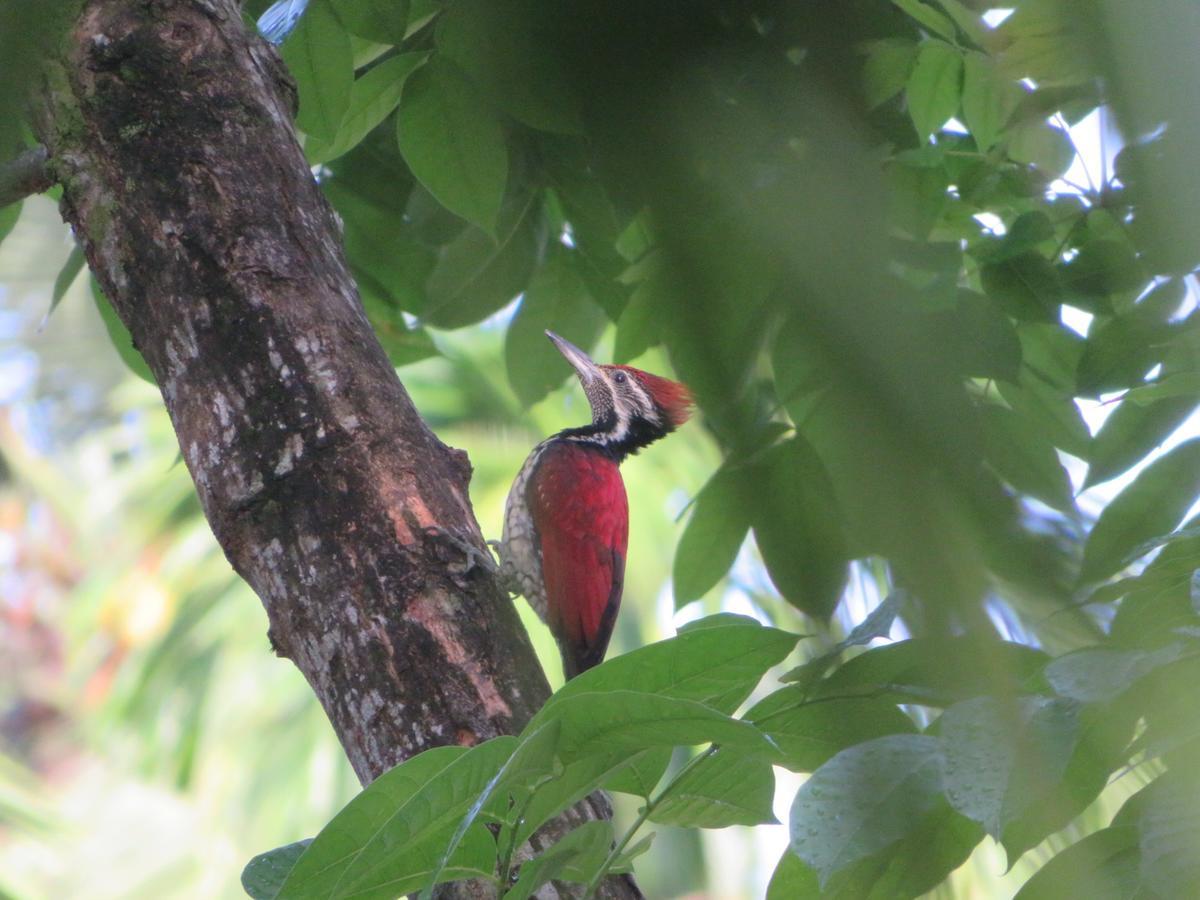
[546,330,692,456]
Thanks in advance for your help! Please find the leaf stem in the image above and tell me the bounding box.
[582,746,719,899]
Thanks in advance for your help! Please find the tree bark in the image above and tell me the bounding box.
[35,1,638,896]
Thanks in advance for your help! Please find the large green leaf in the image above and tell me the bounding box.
[939,696,1079,840]
[997,373,1091,459]
[749,438,849,619]
[397,57,508,233]
[862,39,919,109]
[979,403,1075,511]
[48,244,86,321]
[906,41,963,142]
[746,692,917,774]
[649,748,777,829]
[1045,643,1190,703]
[1080,439,1200,584]
[1138,770,1200,898]
[789,734,945,886]
[276,742,508,899]
[536,690,776,763]
[307,53,427,164]
[330,0,409,45]
[422,214,538,328]
[673,463,752,604]
[281,0,354,143]
[1013,825,1141,900]
[1085,390,1200,488]
[435,0,582,134]
[504,252,607,406]
[533,616,798,727]
[92,280,156,385]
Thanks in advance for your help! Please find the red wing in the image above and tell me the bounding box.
[529,443,628,677]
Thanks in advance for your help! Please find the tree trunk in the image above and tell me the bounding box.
[34,1,638,896]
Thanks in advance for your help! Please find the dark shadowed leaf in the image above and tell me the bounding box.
[330,0,408,44]
[422,214,538,328]
[997,374,1091,459]
[789,734,944,886]
[750,438,849,619]
[92,280,155,385]
[397,57,508,233]
[436,0,581,134]
[1080,439,1200,583]
[980,253,1062,322]
[673,464,752,604]
[281,0,353,143]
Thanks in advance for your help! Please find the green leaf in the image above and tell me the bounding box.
[603,747,672,799]
[505,821,613,899]
[48,244,86,321]
[892,0,956,40]
[789,734,944,887]
[997,374,1092,459]
[329,0,409,45]
[504,252,607,406]
[1086,391,1200,488]
[818,637,1050,707]
[307,53,427,165]
[436,0,582,134]
[862,39,919,109]
[1080,439,1200,583]
[242,840,312,900]
[980,253,1062,322]
[422,215,538,329]
[906,41,963,142]
[1007,120,1076,177]
[1076,316,1171,397]
[397,57,508,233]
[649,748,778,828]
[747,692,918,773]
[1045,643,1189,703]
[980,403,1075,511]
[530,616,799,728]
[1060,239,1145,304]
[673,464,753,604]
[281,0,354,143]
[962,52,1022,151]
[276,741,507,899]
[767,850,817,900]
[1138,770,1200,898]
[940,696,1079,840]
[91,280,156,385]
[0,201,19,248]
[1013,825,1141,900]
[1126,372,1200,406]
[536,690,776,763]
[749,438,849,619]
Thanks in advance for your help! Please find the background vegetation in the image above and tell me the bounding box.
[3,0,1200,896]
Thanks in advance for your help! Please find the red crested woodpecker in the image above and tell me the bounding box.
[499,331,692,679]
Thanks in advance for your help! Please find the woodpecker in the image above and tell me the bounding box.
[499,331,692,679]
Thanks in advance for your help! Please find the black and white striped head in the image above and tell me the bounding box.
[546,331,692,457]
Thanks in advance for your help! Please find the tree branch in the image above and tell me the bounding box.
[0,145,52,207]
[35,2,638,896]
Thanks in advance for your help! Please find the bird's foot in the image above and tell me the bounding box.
[423,525,499,577]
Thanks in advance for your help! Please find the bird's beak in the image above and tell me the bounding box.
[546,331,603,386]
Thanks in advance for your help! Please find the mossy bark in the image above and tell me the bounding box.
[35,3,638,896]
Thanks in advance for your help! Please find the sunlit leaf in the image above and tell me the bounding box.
[906,41,963,142]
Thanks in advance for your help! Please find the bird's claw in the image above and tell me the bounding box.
[424,525,499,576]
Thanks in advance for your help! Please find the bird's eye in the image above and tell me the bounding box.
[613,371,627,384]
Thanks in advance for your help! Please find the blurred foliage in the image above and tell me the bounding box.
[4,0,1200,896]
